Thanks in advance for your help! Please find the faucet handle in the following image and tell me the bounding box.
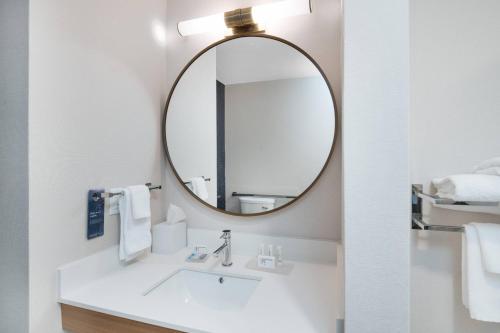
[220,229,231,239]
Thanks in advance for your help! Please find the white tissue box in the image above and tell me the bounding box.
[152,221,187,255]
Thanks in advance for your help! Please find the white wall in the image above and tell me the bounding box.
[225,77,334,211]
[216,37,320,84]
[0,0,29,332]
[166,48,217,206]
[343,0,410,331]
[28,0,167,332]
[410,0,500,332]
[165,0,342,240]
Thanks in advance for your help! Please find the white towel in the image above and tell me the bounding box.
[129,185,151,219]
[476,167,500,177]
[166,203,186,225]
[190,177,208,200]
[474,157,500,173]
[462,224,500,322]
[472,223,500,274]
[474,157,500,176]
[118,188,152,262]
[432,174,500,202]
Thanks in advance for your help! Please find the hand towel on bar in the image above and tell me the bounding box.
[474,157,500,172]
[432,174,500,202]
[471,223,500,274]
[129,185,151,219]
[462,224,500,322]
[119,188,152,262]
[190,177,208,200]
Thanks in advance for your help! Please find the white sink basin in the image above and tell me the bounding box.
[144,269,261,311]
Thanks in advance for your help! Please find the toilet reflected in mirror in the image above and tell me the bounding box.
[164,35,338,216]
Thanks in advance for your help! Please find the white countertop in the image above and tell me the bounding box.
[59,248,337,333]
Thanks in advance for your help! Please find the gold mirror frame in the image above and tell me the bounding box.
[162,34,339,217]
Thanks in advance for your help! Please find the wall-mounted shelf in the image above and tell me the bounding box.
[434,203,500,215]
[414,185,499,207]
[411,184,500,233]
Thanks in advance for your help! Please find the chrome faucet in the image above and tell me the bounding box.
[213,230,232,266]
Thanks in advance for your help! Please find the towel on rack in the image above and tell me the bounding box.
[476,167,500,177]
[190,177,208,200]
[118,188,152,262]
[129,185,151,219]
[432,174,500,202]
[472,223,500,274]
[462,224,500,322]
[474,157,500,176]
[474,157,500,172]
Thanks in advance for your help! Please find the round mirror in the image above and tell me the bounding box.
[163,35,337,216]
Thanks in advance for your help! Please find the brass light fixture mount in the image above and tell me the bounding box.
[224,7,265,35]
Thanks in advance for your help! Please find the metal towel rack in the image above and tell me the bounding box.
[92,183,162,200]
[232,192,297,199]
[411,184,499,233]
[183,177,211,185]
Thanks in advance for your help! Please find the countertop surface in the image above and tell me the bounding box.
[59,248,337,333]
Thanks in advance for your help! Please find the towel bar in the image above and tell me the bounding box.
[183,177,211,185]
[412,216,465,233]
[92,183,162,200]
[231,192,297,199]
[410,184,499,233]
[411,184,499,232]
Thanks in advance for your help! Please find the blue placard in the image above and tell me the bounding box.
[87,189,105,239]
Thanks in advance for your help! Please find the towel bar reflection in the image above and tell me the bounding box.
[232,192,297,199]
[183,177,211,185]
[92,183,162,200]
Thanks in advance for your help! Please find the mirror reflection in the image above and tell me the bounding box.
[165,36,336,215]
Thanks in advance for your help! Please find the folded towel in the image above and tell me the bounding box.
[462,224,500,322]
[476,167,500,177]
[432,174,500,202]
[166,203,186,225]
[474,157,500,172]
[471,223,500,274]
[190,177,208,200]
[129,185,151,219]
[119,188,152,262]
[474,157,500,176]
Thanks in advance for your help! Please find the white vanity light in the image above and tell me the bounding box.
[177,13,227,37]
[177,0,312,37]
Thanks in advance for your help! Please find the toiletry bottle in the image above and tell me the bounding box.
[276,245,283,266]
[268,244,274,257]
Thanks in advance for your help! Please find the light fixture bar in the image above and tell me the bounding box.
[177,0,312,37]
[177,13,227,37]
